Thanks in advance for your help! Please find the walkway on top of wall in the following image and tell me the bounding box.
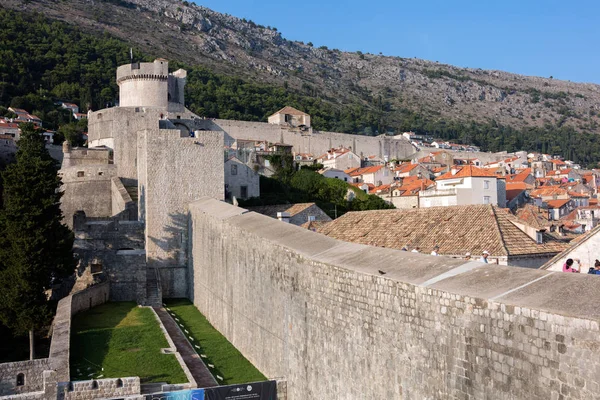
[190,197,600,321]
[153,307,217,388]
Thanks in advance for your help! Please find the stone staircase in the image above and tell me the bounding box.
[146,268,162,307]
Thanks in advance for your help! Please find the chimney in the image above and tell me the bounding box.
[277,211,291,223]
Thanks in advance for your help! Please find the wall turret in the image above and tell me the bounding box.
[117,59,169,108]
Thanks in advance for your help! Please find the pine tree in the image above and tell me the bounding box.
[0,123,75,360]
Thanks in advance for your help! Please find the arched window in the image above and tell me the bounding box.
[92,380,98,390]
[116,379,123,388]
[16,373,24,386]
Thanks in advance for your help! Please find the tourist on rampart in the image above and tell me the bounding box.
[588,259,600,275]
[563,258,580,273]
[431,245,439,256]
[411,247,420,253]
[479,250,490,263]
[464,252,471,260]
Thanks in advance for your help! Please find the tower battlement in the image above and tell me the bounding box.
[116,58,187,110]
[117,59,170,108]
[116,58,169,83]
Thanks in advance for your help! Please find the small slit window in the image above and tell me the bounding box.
[92,380,98,390]
[77,171,85,178]
[98,171,104,176]
[116,379,123,388]
[16,373,24,386]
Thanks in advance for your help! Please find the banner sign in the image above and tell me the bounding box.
[145,380,277,400]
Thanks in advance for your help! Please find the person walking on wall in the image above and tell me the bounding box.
[431,245,439,256]
[563,258,580,273]
[479,250,490,263]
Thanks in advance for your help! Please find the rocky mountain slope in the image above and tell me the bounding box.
[3,0,600,134]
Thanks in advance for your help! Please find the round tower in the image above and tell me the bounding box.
[116,59,169,108]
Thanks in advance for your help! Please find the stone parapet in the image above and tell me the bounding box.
[189,197,600,400]
[57,377,140,400]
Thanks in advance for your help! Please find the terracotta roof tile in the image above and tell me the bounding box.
[317,205,567,257]
[345,165,384,176]
[546,199,571,209]
[436,165,497,180]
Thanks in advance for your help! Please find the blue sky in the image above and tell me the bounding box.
[194,0,599,84]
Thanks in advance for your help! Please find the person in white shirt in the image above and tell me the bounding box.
[479,250,490,263]
[411,247,420,253]
[431,245,439,256]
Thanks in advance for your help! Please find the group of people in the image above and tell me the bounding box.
[563,258,600,275]
[464,250,490,263]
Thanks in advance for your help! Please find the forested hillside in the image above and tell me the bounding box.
[1,7,600,166]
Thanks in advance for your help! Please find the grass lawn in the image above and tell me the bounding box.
[165,299,267,385]
[70,302,187,384]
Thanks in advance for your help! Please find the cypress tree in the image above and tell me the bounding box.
[0,123,75,360]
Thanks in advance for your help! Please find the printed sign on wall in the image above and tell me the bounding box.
[145,380,277,400]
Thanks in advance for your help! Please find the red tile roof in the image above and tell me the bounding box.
[370,184,391,194]
[505,182,531,202]
[529,187,567,198]
[436,165,497,180]
[394,163,419,173]
[546,199,571,209]
[395,178,435,196]
[318,205,567,257]
[507,168,532,182]
[345,165,384,176]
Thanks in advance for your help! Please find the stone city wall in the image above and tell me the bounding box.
[0,283,111,397]
[59,165,117,227]
[413,148,509,165]
[88,107,163,183]
[50,282,111,384]
[0,359,51,396]
[70,282,110,316]
[73,220,146,304]
[196,119,416,161]
[57,377,140,400]
[62,147,111,168]
[139,129,224,298]
[0,135,16,165]
[111,177,136,220]
[189,197,600,400]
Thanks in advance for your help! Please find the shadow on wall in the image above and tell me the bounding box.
[187,210,195,303]
[147,212,189,267]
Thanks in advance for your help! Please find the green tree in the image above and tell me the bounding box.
[0,123,75,360]
[57,120,88,146]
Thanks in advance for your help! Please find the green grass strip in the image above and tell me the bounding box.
[164,299,267,385]
[70,302,187,384]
